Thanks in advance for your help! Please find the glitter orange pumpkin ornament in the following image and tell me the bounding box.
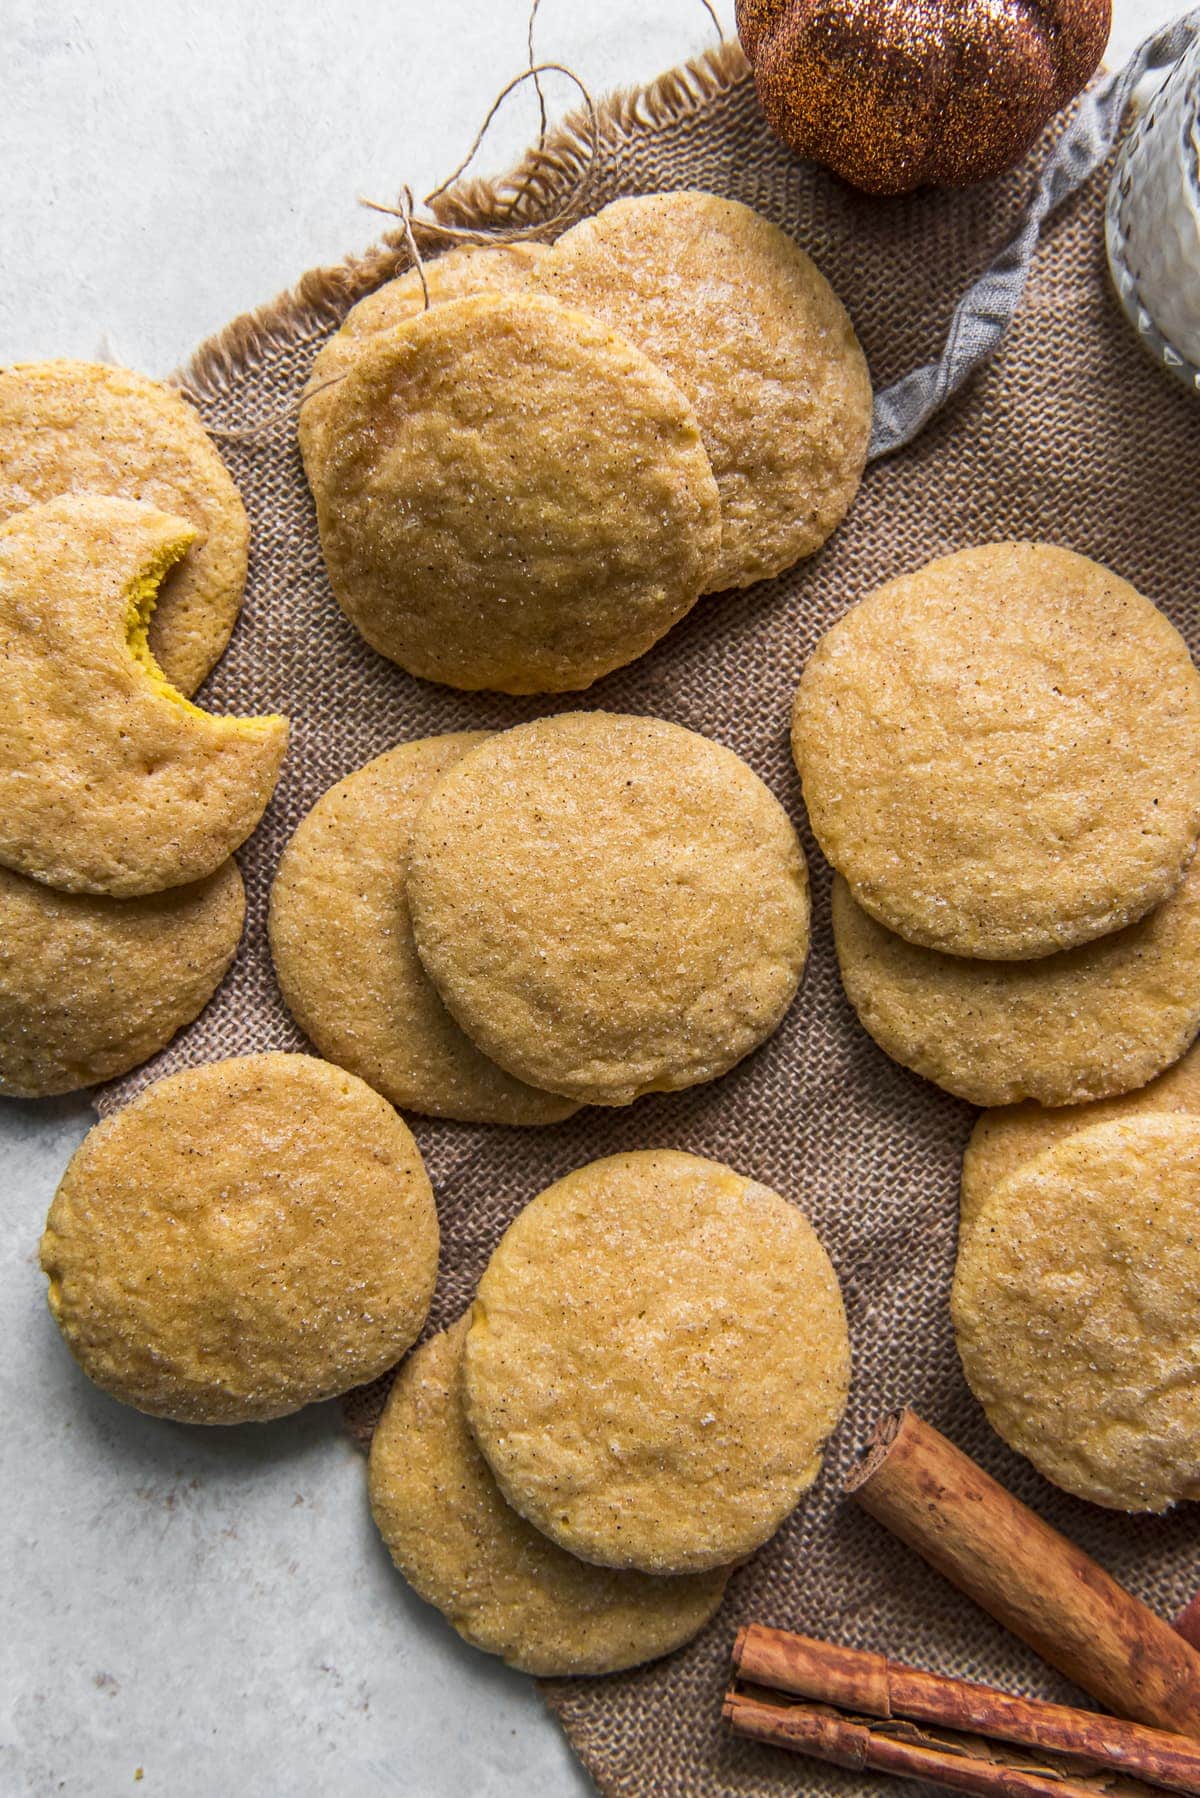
[735,0,1110,195]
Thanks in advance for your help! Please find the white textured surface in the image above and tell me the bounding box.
[0,2,1181,1794]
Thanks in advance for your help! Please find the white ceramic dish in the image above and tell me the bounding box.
[1107,34,1200,395]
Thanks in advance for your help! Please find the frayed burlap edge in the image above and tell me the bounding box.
[171,38,749,407]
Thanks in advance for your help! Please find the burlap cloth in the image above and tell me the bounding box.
[94,31,1200,1798]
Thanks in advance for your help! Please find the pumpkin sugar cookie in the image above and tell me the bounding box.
[298,243,548,471]
[309,292,721,693]
[39,1052,439,1424]
[0,359,249,695]
[0,495,287,896]
[832,851,1200,1108]
[530,191,872,591]
[369,1317,730,1675]
[463,1150,850,1574]
[269,736,578,1125]
[960,1043,1200,1249]
[407,713,809,1106]
[794,544,1200,959]
[0,858,244,1098]
[952,1114,1200,1512]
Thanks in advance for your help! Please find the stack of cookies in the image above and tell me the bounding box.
[368,1148,850,1675]
[269,710,811,1121]
[38,1079,850,1677]
[792,540,1200,1514]
[793,542,1200,1109]
[300,192,872,694]
[0,363,288,1097]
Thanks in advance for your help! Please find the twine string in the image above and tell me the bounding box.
[422,62,599,225]
[511,0,720,224]
[181,390,301,444]
[461,0,725,217]
[364,184,430,309]
[513,0,552,229]
[178,358,357,445]
[358,62,599,254]
[528,0,548,150]
[524,0,720,167]
[696,0,724,43]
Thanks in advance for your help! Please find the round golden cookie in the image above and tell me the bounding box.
[369,1317,730,1675]
[530,191,872,591]
[832,853,1200,1108]
[298,244,548,472]
[960,1043,1200,1250]
[268,736,578,1125]
[794,544,1200,959]
[0,858,244,1097]
[39,1052,439,1423]
[0,494,288,896]
[463,1150,850,1573]
[407,713,809,1106]
[952,1114,1200,1511]
[309,292,721,693]
[0,359,249,695]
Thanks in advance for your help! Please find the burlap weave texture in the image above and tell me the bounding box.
[96,38,1200,1798]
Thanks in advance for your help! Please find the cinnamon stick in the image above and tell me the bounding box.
[1178,1596,1200,1656]
[732,1626,1200,1796]
[845,1409,1200,1739]
[723,1691,1137,1798]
